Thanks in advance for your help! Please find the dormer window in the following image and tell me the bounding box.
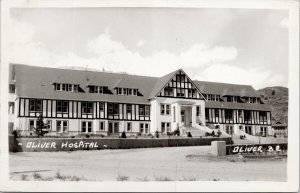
[54,83,79,92]
[116,88,138,96]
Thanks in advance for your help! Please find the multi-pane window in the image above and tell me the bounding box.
[99,121,105,131]
[46,120,52,131]
[9,84,15,93]
[127,122,132,132]
[225,109,233,121]
[161,122,170,133]
[29,99,42,112]
[89,86,105,94]
[139,123,149,134]
[56,100,69,113]
[161,104,170,115]
[82,102,93,114]
[140,123,144,133]
[259,111,267,124]
[164,87,173,96]
[139,105,145,116]
[116,88,138,96]
[244,110,252,123]
[54,83,79,92]
[81,121,92,133]
[126,104,132,114]
[56,120,68,133]
[99,102,104,111]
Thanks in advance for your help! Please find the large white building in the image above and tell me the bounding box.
[8,64,272,137]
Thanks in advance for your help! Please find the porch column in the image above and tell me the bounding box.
[191,105,197,126]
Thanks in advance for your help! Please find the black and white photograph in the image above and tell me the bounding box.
[0,0,299,192]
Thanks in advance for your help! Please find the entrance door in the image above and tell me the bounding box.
[108,122,113,133]
[114,122,119,133]
[108,122,119,134]
[181,110,185,126]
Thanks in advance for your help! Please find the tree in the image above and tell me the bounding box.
[34,114,49,137]
[187,132,192,138]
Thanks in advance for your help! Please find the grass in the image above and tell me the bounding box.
[116,174,130,181]
[154,176,172,181]
[21,174,28,181]
[136,176,149,181]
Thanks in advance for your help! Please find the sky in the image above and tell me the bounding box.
[9,8,289,89]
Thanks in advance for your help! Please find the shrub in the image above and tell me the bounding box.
[205,132,211,137]
[154,176,172,181]
[33,172,42,180]
[121,131,127,138]
[187,132,192,138]
[85,134,90,138]
[21,174,28,181]
[137,132,141,136]
[217,130,222,137]
[173,128,180,136]
[117,174,130,181]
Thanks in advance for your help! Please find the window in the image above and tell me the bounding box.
[139,105,145,116]
[176,88,185,97]
[74,85,78,92]
[56,120,68,133]
[8,102,15,114]
[215,109,219,118]
[161,104,170,115]
[128,89,132,95]
[46,120,52,131]
[140,123,144,133]
[82,102,93,114]
[145,106,150,117]
[56,100,69,113]
[113,103,119,115]
[123,88,127,95]
[82,121,92,133]
[117,88,122,95]
[160,104,165,115]
[127,122,132,132]
[9,84,15,93]
[108,103,113,114]
[161,122,170,133]
[99,121,105,131]
[29,99,42,112]
[166,104,170,115]
[225,110,233,121]
[99,102,104,111]
[133,89,137,96]
[145,123,149,134]
[173,106,176,122]
[164,87,173,96]
[196,106,200,116]
[205,109,209,122]
[126,104,132,114]
[29,120,35,131]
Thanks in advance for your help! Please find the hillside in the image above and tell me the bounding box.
[257,86,288,125]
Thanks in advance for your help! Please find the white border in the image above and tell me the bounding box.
[1,0,299,192]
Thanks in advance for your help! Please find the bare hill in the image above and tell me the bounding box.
[257,86,288,125]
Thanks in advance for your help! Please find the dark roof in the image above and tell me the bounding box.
[12,64,268,110]
[13,64,157,104]
[205,101,272,111]
[194,81,260,97]
[148,69,179,99]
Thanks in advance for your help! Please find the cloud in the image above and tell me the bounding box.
[280,17,289,28]
[9,19,284,88]
[194,64,286,89]
[137,40,146,47]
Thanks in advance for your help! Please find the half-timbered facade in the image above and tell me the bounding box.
[8,64,272,137]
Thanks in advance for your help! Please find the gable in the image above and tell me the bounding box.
[150,69,205,100]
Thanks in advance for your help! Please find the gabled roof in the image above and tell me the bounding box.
[148,69,179,99]
[11,64,267,110]
[194,81,260,97]
[13,64,157,104]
